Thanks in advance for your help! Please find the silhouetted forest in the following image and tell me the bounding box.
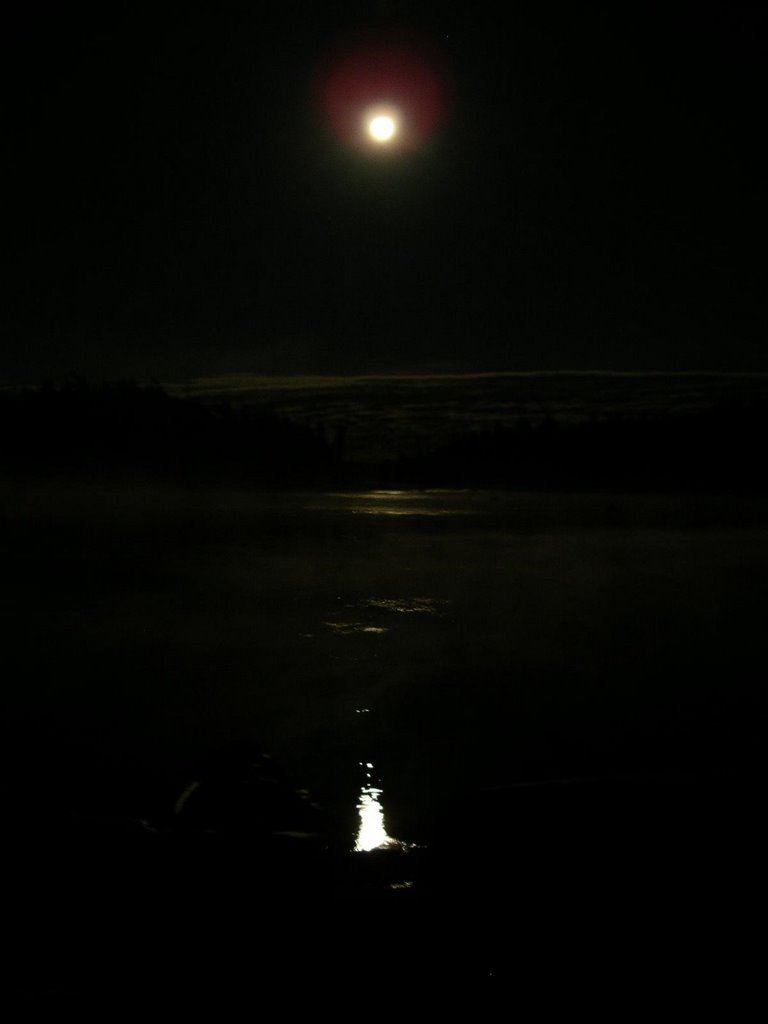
[0,378,341,486]
[1,378,766,492]
[385,403,768,493]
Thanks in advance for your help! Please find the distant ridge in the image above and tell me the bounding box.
[166,369,768,394]
[163,370,768,463]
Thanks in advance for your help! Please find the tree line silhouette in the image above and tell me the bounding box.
[0,378,341,486]
[385,403,768,493]
[1,378,766,492]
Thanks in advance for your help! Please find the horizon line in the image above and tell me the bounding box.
[4,368,768,392]
[164,369,768,390]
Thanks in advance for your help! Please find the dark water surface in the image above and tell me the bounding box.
[2,483,767,848]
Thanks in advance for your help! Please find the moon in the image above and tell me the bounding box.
[368,114,397,143]
[322,41,445,151]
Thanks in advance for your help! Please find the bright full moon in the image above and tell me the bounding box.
[368,115,396,142]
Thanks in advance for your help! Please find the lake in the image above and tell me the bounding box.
[2,483,767,851]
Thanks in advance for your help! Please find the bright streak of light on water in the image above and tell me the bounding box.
[355,784,392,851]
[354,761,409,852]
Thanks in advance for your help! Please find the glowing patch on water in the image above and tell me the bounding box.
[323,621,389,635]
[306,491,477,518]
[365,597,450,615]
[352,507,455,517]
[364,490,417,499]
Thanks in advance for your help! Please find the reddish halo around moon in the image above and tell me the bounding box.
[320,42,445,151]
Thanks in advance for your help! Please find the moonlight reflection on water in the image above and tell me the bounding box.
[303,490,478,519]
[3,485,765,862]
[354,762,409,852]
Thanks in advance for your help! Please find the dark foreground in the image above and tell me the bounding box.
[7,769,766,1007]
[2,482,766,1003]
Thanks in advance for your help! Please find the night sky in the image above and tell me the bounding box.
[5,2,767,382]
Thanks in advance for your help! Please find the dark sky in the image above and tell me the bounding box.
[4,1,767,382]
